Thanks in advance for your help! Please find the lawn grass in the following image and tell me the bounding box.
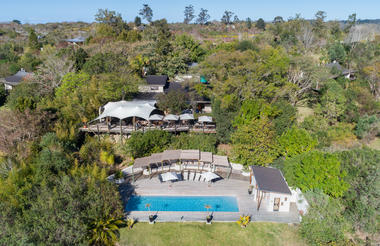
[119,222,307,246]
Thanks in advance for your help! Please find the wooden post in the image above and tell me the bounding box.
[257,191,263,211]
[119,119,123,143]
[133,116,136,131]
[228,167,232,179]
[97,125,100,141]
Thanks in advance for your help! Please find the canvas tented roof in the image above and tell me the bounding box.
[198,116,213,123]
[163,114,179,121]
[179,113,195,120]
[149,114,164,120]
[94,100,156,121]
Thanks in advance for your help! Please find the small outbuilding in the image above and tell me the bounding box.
[138,75,169,93]
[249,165,292,212]
[1,68,32,90]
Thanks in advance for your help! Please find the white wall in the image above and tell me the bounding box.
[138,85,164,93]
[250,175,291,212]
[4,84,13,90]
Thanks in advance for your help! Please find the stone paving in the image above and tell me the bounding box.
[119,177,300,224]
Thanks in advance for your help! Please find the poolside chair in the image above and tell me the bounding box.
[158,174,163,183]
[198,173,203,181]
[184,171,189,180]
[194,172,200,181]
[176,173,183,181]
[189,172,194,181]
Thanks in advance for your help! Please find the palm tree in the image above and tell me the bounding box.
[88,217,126,246]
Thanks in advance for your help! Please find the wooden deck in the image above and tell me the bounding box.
[79,124,216,135]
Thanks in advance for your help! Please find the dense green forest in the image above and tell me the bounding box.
[0,6,379,246]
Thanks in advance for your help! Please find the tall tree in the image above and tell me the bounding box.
[273,16,284,23]
[221,10,234,25]
[196,8,210,25]
[139,4,153,23]
[313,10,326,36]
[71,48,88,71]
[232,116,279,166]
[95,9,127,34]
[345,13,357,32]
[246,17,252,29]
[28,29,40,50]
[256,18,266,30]
[183,5,195,24]
[233,15,239,23]
[134,16,142,26]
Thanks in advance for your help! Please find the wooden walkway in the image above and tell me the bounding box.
[79,124,216,135]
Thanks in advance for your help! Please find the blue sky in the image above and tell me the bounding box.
[1,0,379,24]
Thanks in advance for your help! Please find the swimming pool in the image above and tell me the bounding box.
[126,196,239,212]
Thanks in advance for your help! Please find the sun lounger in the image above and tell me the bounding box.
[184,171,189,180]
[194,173,200,181]
[176,173,183,181]
[158,174,163,183]
[189,172,194,181]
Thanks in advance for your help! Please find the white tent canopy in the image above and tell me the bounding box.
[149,114,164,121]
[201,172,219,182]
[94,100,157,121]
[180,113,195,120]
[198,116,213,123]
[161,172,179,182]
[163,114,179,121]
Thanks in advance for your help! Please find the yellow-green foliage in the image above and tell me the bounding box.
[126,218,135,229]
[79,137,115,166]
[100,150,115,165]
[70,161,107,181]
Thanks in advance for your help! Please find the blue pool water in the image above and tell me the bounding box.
[126,196,239,212]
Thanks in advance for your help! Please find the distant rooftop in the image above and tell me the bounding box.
[145,75,168,85]
[64,37,86,43]
[3,68,32,85]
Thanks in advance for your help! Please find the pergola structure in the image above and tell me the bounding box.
[131,149,232,182]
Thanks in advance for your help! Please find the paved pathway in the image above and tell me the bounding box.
[119,178,300,224]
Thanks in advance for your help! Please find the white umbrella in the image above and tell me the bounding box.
[180,113,195,120]
[201,172,219,182]
[161,172,179,182]
[198,116,213,123]
[163,114,179,121]
[149,114,164,120]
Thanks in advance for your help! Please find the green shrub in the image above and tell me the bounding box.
[278,127,317,158]
[126,130,172,158]
[355,115,379,139]
[170,133,217,153]
[300,190,348,245]
[283,151,349,197]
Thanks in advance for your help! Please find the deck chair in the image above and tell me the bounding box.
[189,172,194,181]
[158,174,163,183]
[194,173,200,181]
[184,171,189,180]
